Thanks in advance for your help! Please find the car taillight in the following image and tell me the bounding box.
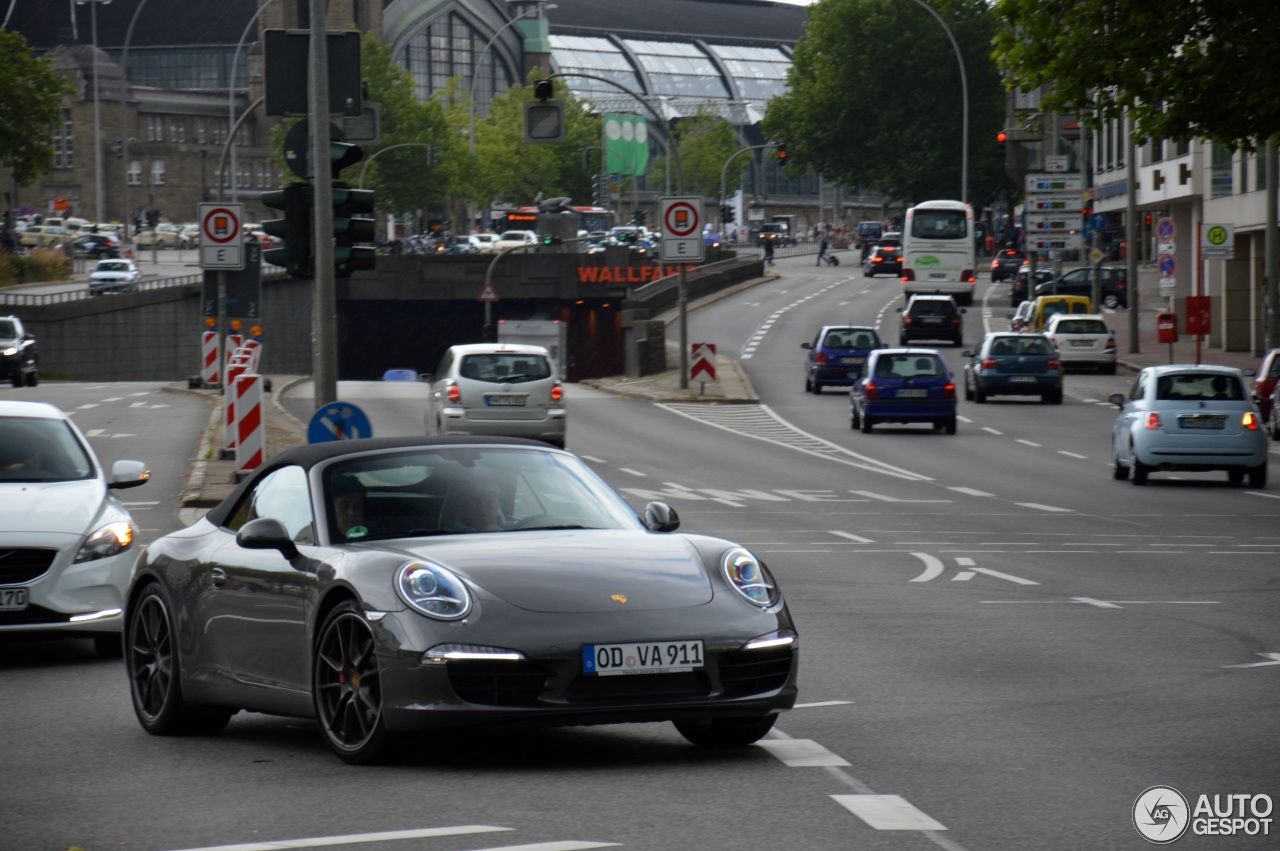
[902,316,914,326]
[943,382,955,399]
[551,384,563,402]
[962,269,975,283]
[991,259,999,269]
[981,356,997,370]
[864,381,879,400]
[816,352,828,364]
[447,384,461,403]
[1145,412,1161,429]
[872,256,882,263]
[902,269,915,282]
[1105,334,1116,353]
[1047,358,1062,372]
[951,315,962,327]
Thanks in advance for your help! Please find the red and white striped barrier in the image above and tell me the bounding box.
[222,354,251,455]
[200,331,221,386]
[238,338,262,375]
[222,334,244,381]
[234,373,264,472]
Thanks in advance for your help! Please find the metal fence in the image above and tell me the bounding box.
[0,273,205,307]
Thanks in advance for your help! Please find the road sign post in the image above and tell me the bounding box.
[660,196,704,263]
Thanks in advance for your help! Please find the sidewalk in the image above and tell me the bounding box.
[174,264,1269,515]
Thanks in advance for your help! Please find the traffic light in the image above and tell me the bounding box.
[776,143,787,162]
[329,140,364,180]
[721,205,735,225]
[614,231,634,245]
[631,210,646,226]
[533,79,554,101]
[331,185,376,277]
[540,234,562,246]
[524,80,565,144]
[996,131,1007,155]
[1145,212,1153,227]
[261,183,313,278]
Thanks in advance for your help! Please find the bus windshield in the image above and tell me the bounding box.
[910,208,969,240]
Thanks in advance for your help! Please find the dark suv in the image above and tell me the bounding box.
[802,325,883,393]
[1033,266,1129,308]
[0,315,39,387]
[989,249,1024,282]
[898,295,965,346]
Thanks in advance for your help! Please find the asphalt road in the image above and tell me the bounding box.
[4,256,1279,850]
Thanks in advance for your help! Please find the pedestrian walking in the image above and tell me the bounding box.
[816,235,828,266]
[764,239,775,266]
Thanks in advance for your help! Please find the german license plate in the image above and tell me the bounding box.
[896,389,927,397]
[0,587,29,611]
[1069,340,1092,347]
[840,357,865,365]
[1180,416,1224,429]
[485,396,526,406]
[929,273,947,280]
[1010,376,1036,383]
[583,640,704,676]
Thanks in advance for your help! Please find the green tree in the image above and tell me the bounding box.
[356,34,456,217]
[0,31,72,187]
[649,106,750,200]
[762,0,1009,207]
[992,0,1278,149]
[469,75,601,212]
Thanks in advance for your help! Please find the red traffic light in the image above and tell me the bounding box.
[996,131,1007,143]
[776,143,787,160]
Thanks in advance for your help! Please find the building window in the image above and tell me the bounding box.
[127,160,142,186]
[53,108,74,170]
[170,118,186,143]
[1210,145,1233,199]
[397,12,515,108]
[196,119,207,144]
[146,116,166,142]
[1258,153,1268,192]
[1240,153,1249,194]
[151,160,166,186]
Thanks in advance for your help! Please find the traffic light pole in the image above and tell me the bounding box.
[309,0,338,408]
[719,144,773,229]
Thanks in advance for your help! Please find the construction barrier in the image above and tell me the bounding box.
[222,354,251,455]
[200,331,220,386]
[222,334,244,380]
[238,338,263,375]
[234,373,265,473]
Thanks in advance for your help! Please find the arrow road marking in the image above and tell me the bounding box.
[1225,652,1280,669]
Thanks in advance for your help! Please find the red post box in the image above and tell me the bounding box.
[1156,311,1178,344]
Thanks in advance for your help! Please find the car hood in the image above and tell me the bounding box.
[0,480,108,535]
[394,530,716,612]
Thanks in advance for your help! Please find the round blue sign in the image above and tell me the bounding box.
[308,402,374,443]
[1156,217,1175,242]
[1158,254,1177,278]
[1090,212,1108,230]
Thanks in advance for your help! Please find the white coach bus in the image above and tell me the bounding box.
[901,200,976,305]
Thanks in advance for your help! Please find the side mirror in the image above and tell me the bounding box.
[961,351,974,358]
[1108,393,1127,408]
[237,517,300,560]
[643,501,680,533]
[801,342,812,350]
[108,459,150,490]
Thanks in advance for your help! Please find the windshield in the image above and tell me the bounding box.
[324,446,645,542]
[97,262,130,272]
[910,209,968,240]
[0,416,95,483]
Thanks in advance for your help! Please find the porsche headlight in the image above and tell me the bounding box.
[721,547,779,608]
[74,521,134,563]
[396,560,471,620]
[1,346,17,357]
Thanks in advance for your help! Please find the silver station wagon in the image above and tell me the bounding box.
[425,343,566,448]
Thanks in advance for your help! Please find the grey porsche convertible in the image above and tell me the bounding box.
[125,437,798,764]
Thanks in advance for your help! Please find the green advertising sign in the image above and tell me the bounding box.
[604,114,649,176]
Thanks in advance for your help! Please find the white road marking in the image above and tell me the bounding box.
[909,552,946,582]
[982,426,1002,435]
[953,571,975,581]
[972,567,1039,585]
[168,825,515,851]
[794,700,854,708]
[852,491,951,503]
[757,738,851,767]
[1057,450,1088,459]
[982,598,1221,609]
[1016,439,1041,447]
[955,557,975,566]
[471,844,620,851]
[829,530,875,543]
[1225,652,1280,669]
[578,454,605,463]
[83,428,105,436]
[76,403,98,409]
[948,486,993,497]
[617,467,646,477]
[832,794,948,831]
[1015,502,1074,512]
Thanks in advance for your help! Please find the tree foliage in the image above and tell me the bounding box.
[762,0,1009,207]
[992,0,1279,150]
[649,106,750,200]
[0,31,73,186]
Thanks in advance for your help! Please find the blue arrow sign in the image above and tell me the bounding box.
[1090,212,1108,230]
[1158,254,1177,278]
[308,402,374,443]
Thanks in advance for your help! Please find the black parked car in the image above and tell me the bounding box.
[1033,266,1129,309]
[0,315,39,387]
[66,233,122,259]
[1010,264,1055,306]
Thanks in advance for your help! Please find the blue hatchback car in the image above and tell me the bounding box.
[962,332,1064,404]
[849,348,957,433]
[803,325,883,394]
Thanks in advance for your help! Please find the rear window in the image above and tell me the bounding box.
[910,209,968,240]
[875,355,942,378]
[459,353,551,384]
[991,336,1054,356]
[821,329,878,349]
[1054,319,1107,334]
[910,300,954,316]
[1156,373,1244,401]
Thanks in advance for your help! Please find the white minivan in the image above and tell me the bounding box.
[425,343,566,448]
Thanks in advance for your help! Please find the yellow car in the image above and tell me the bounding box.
[18,226,74,249]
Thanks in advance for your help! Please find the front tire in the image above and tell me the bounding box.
[860,414,874,434]
[1103,294,1121,309]
[314,600,396,765]
[1248,464,1268,489]
[674,714,777,748]
[127,582,232,735]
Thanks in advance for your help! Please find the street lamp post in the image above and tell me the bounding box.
[79,0,112,224]
[228,0,279,203]
[119,0,152,240]
[467,5,555,156]
[907,0,967,203]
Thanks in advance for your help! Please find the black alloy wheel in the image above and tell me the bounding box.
[314,600,395,764]
[127,582,232,735]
